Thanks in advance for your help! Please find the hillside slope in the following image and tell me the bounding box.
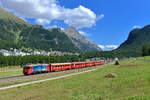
[0,8,30,26]
[116,25,150,56]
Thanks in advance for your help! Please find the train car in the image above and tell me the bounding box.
[99,60,105,65]
[51,63,72,71]
[23,64,50,75]
[72,61,95,69]
[72,62,84,69]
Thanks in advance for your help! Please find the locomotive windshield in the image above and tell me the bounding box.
[24,66,30,69]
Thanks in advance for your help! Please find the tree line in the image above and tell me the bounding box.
[0,55,81,67]
[83,50,139,59]
[142,44,150,56]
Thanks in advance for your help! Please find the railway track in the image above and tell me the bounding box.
[0,75,24,80]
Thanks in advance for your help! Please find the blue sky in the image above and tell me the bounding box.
[1,0,150,50]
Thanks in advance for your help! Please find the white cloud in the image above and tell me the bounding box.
[60,27,64,30]
[105,45,118,49]
[35,18,50,25]
[98,45,118,51]
[45,25,65,31]
[98,45,105,49]
[0,0,104,28]
[79,31,91,36]
[96,14,104,21]
[133,25,141,29]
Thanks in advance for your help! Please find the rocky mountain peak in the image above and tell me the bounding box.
[65,26,79,33]
[64,26,101,52]
[65,27,85,39]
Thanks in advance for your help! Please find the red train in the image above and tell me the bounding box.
[23,61,104,75]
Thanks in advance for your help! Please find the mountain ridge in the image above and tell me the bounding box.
[116,24,150,56]
[0,7,30,26]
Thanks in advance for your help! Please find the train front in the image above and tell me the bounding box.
[23,65,32,75]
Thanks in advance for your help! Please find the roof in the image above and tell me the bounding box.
[51,63,71,66]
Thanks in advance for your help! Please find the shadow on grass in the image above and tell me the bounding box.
[124,96,149,100]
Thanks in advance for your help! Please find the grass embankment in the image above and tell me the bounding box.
[137,56,150,60]
[0,66,22,77]
[0,59,150,100]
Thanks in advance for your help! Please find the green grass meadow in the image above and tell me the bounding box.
[0,59,150,100]
[0,66,22,77]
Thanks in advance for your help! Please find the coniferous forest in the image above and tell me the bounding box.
[0,55,81,67]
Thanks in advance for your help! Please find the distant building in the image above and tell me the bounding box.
[0,49,80,56]
[0,49,15,56]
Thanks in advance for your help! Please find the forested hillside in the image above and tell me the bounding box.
[116,25,150,56]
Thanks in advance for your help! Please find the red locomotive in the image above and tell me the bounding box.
[23,61,104,75]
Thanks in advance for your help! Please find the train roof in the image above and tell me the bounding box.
[24,60,104,67]
[24,64,48,66]
[51,63,71,66]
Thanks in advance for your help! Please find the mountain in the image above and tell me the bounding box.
[116,25,150,56]
[64,27,101,52]
[0,8,79,52]
[0,8,101,53]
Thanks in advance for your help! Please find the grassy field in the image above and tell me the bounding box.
[0,59,150,100]
[0,66,22,77]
